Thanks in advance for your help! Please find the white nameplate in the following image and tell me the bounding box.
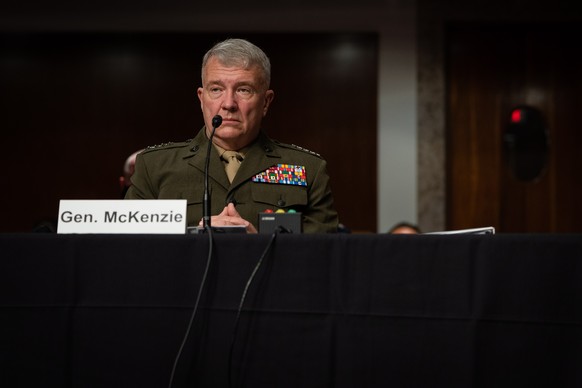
[57,200,187,234]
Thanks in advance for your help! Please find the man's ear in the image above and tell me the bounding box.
[197,87,204,109]
[263,90,275,116]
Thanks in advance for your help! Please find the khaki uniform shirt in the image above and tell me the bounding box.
[125,128,339,233]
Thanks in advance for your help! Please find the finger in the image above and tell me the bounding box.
[245,222,258,234]
[226,202,241,217]
[217,206,230,217]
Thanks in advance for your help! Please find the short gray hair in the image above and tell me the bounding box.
[201,38,271,88]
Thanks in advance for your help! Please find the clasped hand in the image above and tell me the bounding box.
[198,202,257,234]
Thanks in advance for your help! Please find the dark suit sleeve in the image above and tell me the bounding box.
[303,159,339,233]
[124,153,156,199]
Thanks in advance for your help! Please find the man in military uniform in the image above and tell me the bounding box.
[125,38,338,233]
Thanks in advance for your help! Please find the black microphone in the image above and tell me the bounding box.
[212,114,223,129]
[202,115,222,229]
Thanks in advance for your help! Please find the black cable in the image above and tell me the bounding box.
[203,115,222,228]
[169,115,222,387]
[168,226,214,388]
[228,226,286,388]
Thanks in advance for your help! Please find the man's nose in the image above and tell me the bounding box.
[221,89,238,111]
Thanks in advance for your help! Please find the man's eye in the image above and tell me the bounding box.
[236,88,253,96]
[209,87,223,94]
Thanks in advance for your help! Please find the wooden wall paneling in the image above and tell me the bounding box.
[446,23,582,233]
[548,26,582,232]
[500,28,553,233]
[446,25,504,230]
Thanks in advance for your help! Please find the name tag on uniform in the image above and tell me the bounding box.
[57,199,187,234]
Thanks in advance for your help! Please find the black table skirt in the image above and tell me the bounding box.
[1,233,581,387]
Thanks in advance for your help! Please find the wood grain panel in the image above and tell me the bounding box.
[446,23,582,232]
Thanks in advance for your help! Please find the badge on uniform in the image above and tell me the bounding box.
[252,164,307,186]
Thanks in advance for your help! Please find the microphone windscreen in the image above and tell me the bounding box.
[212,115,223,128]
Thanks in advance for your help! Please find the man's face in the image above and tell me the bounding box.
[198,56,274,150]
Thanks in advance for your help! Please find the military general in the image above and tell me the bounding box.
[125,38,339,233]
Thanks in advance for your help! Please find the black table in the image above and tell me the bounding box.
[1,233,581,387]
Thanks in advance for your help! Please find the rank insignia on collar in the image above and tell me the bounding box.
[252,164,307,186]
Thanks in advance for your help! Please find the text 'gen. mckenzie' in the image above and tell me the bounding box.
[60,211,183,223]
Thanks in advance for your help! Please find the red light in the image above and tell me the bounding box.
[511,109,522,123]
